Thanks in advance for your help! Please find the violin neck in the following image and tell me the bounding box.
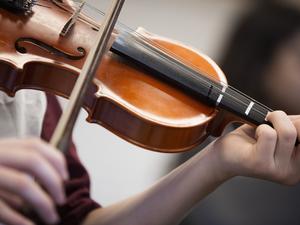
[111,31,272,127]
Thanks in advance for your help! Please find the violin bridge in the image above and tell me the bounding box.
[60,0,85,37]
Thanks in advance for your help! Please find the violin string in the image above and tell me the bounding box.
[121,29,271,118]
[67,1,271,118]
[71,0,271,118]
[73,1,226,84]
[115,21,273,115]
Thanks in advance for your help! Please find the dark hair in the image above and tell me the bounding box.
[220,1,300,104]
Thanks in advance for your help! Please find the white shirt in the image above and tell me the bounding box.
[0,90,46,138]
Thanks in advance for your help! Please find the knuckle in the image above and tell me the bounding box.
[268,111,279,120]
[26,153,43,168]
[15,175,55,212]
[56,151,66,167]
[26,138,44,150]
[15,174,34,193]
[273,110,287,117]
[280,127,297,143]
[257,125,277,141]
[32,194,54,212]
[264,128,277,141]
[51,151,68,176]
[49,172,63,189]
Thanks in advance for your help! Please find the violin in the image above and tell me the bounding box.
[0,0,272,152]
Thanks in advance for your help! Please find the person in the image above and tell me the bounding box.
[177,1,300,225]
[2,93,300,225]
[1,1,300,225]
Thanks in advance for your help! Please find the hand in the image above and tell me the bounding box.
[212,111,300,184]
[0,138,69,225]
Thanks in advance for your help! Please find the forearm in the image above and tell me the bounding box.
[82,144,231,225]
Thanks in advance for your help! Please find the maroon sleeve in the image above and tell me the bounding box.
[41,94,100,225]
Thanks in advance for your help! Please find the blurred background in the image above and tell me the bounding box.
[68,0,300,224]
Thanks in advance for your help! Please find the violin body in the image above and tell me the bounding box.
[0,0,230,152]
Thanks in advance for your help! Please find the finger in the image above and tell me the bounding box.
[288,115,300,121]
[0,148,66,205]
[0,199,34,225]
[292,118,300,160]
[254,124,277,171]
[26,139,69,180]
[0,166,59,224]
[0,190,24,210]
[267,111,297,166]
[22,138,69,180]
[0,138,69,180]
[291,117,300,143]
[235,124,256,139]
[288,116,300,146]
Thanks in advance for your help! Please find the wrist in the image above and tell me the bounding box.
[200,141,236,183]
